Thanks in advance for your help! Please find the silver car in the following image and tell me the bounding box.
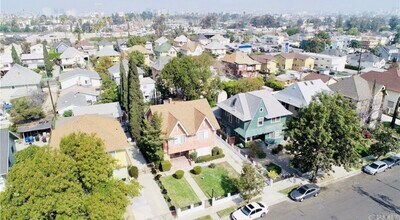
[289,184,320,202]
[382,156,400,169]
[363,161,388,175]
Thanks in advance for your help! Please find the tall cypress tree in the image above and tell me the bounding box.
[119,60,128,110]
[128,56,144,140]
[43,43,53,77]
[11,45,21,65]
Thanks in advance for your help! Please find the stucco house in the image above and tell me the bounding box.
[216,89,292,145]
[0,64,42,102]
[180,41,204,56]
[56,92,90,115]
[30,43,44,54]
[204,41,227,58]
[0,54,13,73]
[302,73,338,86]
[210,34,230,45]
[0,129,19,192]
[361,67,400,114]
[155,36,169,46]
[303,52,347,72]
[154,43,178,58]
[50,115,131,181]
[250,54,278,74]
[274,53,314,71]
[274,79,332,117]
[146,99,220,159]
[173,35,189,47]
[59,69,101,90]
[123,45,152,66]
[20,53,44,69]
[222,51,261,78]
[95,47,120,63]
[60,47,86,69]
[72,102,123,121]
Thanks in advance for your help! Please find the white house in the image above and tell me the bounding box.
[204,41,227,58]
[173,35,188,47]
[20,53,44,69]
[59,69,101,90]
[0,64,42,102]
[210,34,230,45]
[303,52,347,72]
[30,43,44,54]
[0,53,13,72]
[155,36,169,46]
[60,47,86,69]
[347,53,386,69]
[260,35,285,45]
[56,92,90,114]
[180,41,204,56]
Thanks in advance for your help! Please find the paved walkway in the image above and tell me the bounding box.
[184,174,208,201]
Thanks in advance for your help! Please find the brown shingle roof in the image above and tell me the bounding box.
[361,67,400,93]
[249,54,276,64]
[148,99,220,136]
[303,73,336,84]
[222,51,261,65]
[276,53,311,60]
[50,115,129,152]
[181,41,201,52]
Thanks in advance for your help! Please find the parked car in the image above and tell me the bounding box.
[289,184,320,202]
[231,202,269,220]
[363,161,388,175]
[382,156,400,169]
[363,130,372,139]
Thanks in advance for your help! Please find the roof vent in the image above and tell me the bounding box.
[310,81,314,85]
[230,98,237,107]
[304,82,308,86]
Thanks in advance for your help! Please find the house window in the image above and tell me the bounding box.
[260,107,263,112]
[258,117,264,126]
[198,130,209,140]
[271,117,281,123]
[172,135,186,145]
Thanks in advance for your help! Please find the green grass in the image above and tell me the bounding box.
[217,206,237,217]
[160,175,200,208]
[383,122,400,134]
[279,184,301,195]
[192,162,239,198]
[195,215,212,220]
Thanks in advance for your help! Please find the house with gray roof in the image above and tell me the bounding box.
[56,92,90,115]
[216,89,292,145]
[330,75,384,125]
[347,52,386,69]
[0,64,42,102]
[98,39,114,50]
[95,47,120,58]
[151,56,172,79]
[274,79,332,117]
[72,102,123,120]
[0,129,19,192]
[60,47,86,69]
[59,68,101,90]
[20,53,44,69]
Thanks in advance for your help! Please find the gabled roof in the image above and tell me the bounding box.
[148,99,220,136]
[20,53,44,60]
[211,34,229,42]
[56,92,89,112]
[275,53,311,60]
[60,47,84,59]
[275,79,332,108]
[347,53,383,63]
[59,68,101,82]
[0,129,19,175]
[59,85,100,97]
[250,54,276,64]
[95,47,119,57]
[361,67,400,93]
[181,41,202,52]
[72,102,123,118]
[151,56,172,71]
[50,115,129,152]
[218,90,292,121]
[155,36,168,44]
[174,35,188,43]
[303,73,337,84]
[329,75,379,101]
[154,42,172,53]
[107,59,144,76]
[98,39,113,46]
[0,64,42,87]
[222,51,261,65]
[204,41,226,50]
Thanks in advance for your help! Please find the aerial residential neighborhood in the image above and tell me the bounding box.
[0,1,400,219]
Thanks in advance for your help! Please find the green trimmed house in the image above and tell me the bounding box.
[215,90,292,146]
[154,42,178,58]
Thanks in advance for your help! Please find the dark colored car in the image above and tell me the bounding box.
[382,156,400,168]
[364,130,372,139]
[289,184,320,202]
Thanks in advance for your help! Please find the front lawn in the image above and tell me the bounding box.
[160,175,200,208]
[192,162,239,198]
[278,184,301,195]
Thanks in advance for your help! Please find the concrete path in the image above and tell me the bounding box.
[184,174,208,201]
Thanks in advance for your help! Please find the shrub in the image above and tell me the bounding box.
[266,163,282,174]
[257,151,267,159]
[196,154,225,163]
[266,170,279,180]
[63,110,73,117]
[190,151,198,161]
[248,141,266,158]
[160,160,172,171]
[128,165,139,179]
[209,163,216,168]
[174,170,184,179]
[192,166,202,175]
[272,144,284,154]
[212,147,223,156]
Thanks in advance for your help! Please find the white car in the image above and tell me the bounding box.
[231,202,268,220]
[363,161,388,175]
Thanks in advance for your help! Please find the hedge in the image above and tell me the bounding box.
[160,160,172,171]
[128,165,139,179]
[212,147,223,156]
[195,154,225,163]
[192,166,202,175]
[174,170,184,179]
[266,163,282,175]
[272,145,284,154]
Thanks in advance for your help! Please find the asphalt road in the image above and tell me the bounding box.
[266,167,400,220]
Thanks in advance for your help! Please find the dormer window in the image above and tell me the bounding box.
[260,107,263,112]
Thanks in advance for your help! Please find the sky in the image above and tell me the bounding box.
[1,0,399,14]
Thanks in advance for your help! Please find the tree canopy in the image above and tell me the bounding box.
[236,163,264,202]
[370,126,400,158]
[301,31,331,53]
[9,96,45,125]
[286,93,365,181]
[128,50,145,67]
[222,77,264,97]
[127,36,147,47]
[11,45,21,65]
[0,133,141,219]
[138,112,164,164]
[95,57,119,103]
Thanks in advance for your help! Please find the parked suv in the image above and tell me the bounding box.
[363,161,388,175]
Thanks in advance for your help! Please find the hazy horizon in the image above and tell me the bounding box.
[1,0,400,15]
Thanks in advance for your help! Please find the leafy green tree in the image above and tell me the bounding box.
[284,27,300,36]
[95,57,119,103]
[127,35,147,47]
[128,56,145,140]
[11,45,21,65]
[265,76,285,91]
[200,14,218,29]
[119,60,128,110]
[43,43,53,77]
[286,93,365,182]
[389,16,400,30]
[347,27,360,36]
[14,145,40,163]
[128,50,145,67]
[63,109,73,117]
[152,15,167,37]
[350,40,361,48]
[236,163,264,202]
[9,97,45,125]
[222,77,264,97]
[138,112,164,164]
[370,126,400,158]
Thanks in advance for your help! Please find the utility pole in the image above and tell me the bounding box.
[47,80,57,120]
[357,48,363,74]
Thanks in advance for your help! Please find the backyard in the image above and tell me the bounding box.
[192,162,239,198]
[160,175,200,208]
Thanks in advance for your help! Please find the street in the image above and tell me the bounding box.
[266,168,400,220]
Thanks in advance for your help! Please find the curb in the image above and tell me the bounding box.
[319,170,362,187]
